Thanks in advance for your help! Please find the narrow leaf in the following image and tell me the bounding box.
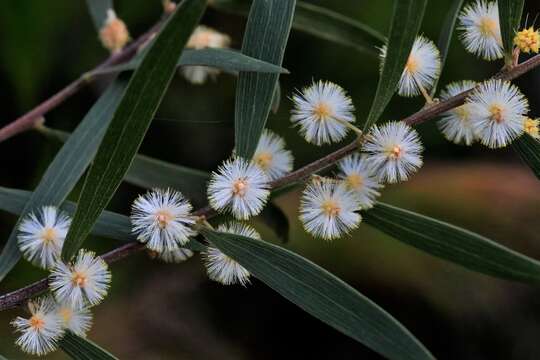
[271,81,281,114]
[0,79,127,281]
[498,0,524,59]
[513,134,540,180]
[202,229,434,360]
[258,202,289,243]
[363,0,427,130]
[60,331,118,360]
[431,0,465,96]
[90,48,288,76]
[234,0,295,159]
[364,202,540,283]
[209,0,385,54]
[62,0,207,260]
[85,0,113,30]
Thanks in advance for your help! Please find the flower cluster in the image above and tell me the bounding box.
[12,208,111,355]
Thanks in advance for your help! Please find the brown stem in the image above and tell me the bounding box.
[2,53,540,312]
[0,18,166,144]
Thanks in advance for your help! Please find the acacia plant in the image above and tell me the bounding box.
[1,0,540,358]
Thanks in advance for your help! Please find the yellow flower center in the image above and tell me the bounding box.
[479,17,498,37]
[30,315,45,330]
[254,152,273,170]
[313,102,333,121]
[514,27,540,54]
[58,307,73,324]
[454,105,470,122]
[155,210,173,229]
[41,227,57,244]
[489,104,504,123]
[321,199,341,217]
[524,117,540,139]
[387,145,402,159]
[346,173,364,190]
[405,55,419,74]
[232,178,249,197]
[72,272,88,288]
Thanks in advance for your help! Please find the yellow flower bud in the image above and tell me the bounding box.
[514,27,540,54]
[99,10,130,54]
[523,117,540,140]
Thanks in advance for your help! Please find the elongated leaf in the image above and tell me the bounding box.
[363,0,427,130]
[85,0,113,30]
[234,0,295,159]
[0,187,205,252]
[0,79,128,282]
[431,0,465,96]
[126,154,209,206]
[513,134,540,180]
[209,0,384,54]
[259,202,289,243]
[202,229,434,360]
[91,48,288,76]
[271,81,281,114]
[62,0,207,261]
[498,0,524,60]
[364,202,540,283]
[60,331,118,360]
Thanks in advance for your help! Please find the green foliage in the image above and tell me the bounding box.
[364,202,540,283]
[513,135,540,180]
[363,0,428,129]
[234,0,295,159]
[85,0,114,30]
[498,0,525,61]
[202,229,435,360]
[61,0,207,260]
[91,48,288,76]
[60,331,118,360]
[0,79,128,282]
[258,202,289,243]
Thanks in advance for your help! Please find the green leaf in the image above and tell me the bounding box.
[0,79,127,282]
[60,331,118,360]
[498,0,524,60]
[513,134,540,180]
[258,202,289,243]
[209,0,385,54]
[85,0,113,30]
[201,229,434,360]
[36,127,211,205]
[234,0,295,159]
[125,154,210,206]
[363,0,427,130]
[90,48,288,77]
[61,0,207,261]
[364,202,540,283]
[431,0,465,96]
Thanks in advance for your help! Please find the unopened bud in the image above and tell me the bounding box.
[99,9,130,54]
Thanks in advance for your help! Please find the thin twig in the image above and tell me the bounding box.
[2,53,540,312]
[0,18,166,143]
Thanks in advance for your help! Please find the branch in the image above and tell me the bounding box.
[2,53,540,312]
[0,18,166,144]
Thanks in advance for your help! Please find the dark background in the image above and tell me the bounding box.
[1,0,540,358]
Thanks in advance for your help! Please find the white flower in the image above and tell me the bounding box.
[337,154,383,209]
[131,189,197,253]
[157,247,194,263]
[467,79,529,148]
[437,81,478,145]
[291,80,356,145]
[202,222,260,286]
[56,303,93,337]
[11,295,64,356]
[207,157,270,220]
[49,249,111,310]
[182,25,231,84]
[252,129,294,180]
[299,178,362,240]
[380,36,441,97]
[362,122,424,184]
[17,206,71,270]
[458,0,503,60]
